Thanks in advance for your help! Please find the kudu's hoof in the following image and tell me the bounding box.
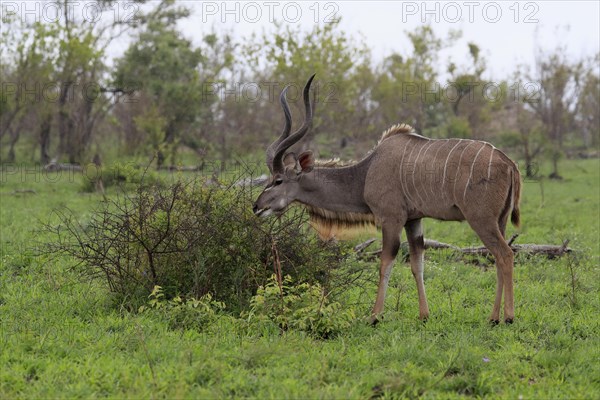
[505,318,514,324]
[489,319,500,326]
[368,315,381,326]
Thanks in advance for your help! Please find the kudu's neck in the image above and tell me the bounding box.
[295,156,373,215]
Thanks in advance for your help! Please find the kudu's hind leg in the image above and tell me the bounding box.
[498,203,511,239]
[468,220,515,323]
[370,222,403,325]
[493,212,510,323]
[405,219,429,321]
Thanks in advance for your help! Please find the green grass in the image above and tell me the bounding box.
[1,158,599,398]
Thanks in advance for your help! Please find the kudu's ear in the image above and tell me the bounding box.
[298,151,314,173]
[283,152,297,171]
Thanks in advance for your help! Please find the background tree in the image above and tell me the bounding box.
[445,42,495,140]
[0,0,184,164]
[371,26,457,140]
[575,53,600,149]
[0,19,58,162]
[114,16,234,167]
[525,46,584,178]
[245,21,373,159]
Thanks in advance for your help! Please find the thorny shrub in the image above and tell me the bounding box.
[43,178,347,312]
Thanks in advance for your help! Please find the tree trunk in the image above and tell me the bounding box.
[549,143,562,179]
[57,81,73,159]
[7,125,22,162]
[156,149,165,169]
[39,113,52,164]
[522,137,536,179]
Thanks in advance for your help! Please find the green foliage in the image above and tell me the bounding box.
[498,130,522,148]
[132,106,168,158]
[139,285,225,331]
[445,115,472,139]
[244,275,355,339]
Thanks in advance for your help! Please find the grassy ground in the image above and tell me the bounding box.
[1,158,599,398]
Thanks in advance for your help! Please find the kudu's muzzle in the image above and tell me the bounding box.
[252,201,271,217]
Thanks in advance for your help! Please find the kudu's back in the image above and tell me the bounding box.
[365,128,521,230]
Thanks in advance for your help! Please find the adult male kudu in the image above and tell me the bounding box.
[253,75,521,325]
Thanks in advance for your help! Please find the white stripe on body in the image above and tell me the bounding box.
[487,144,497,180]
[397,141,412,203]
[442,140,464,201]
[429,139,451,199]
[401,141,419,207]
[463,142,488,201]
[452,141,477,202]
[415,140,436,203]
[411,140,432,206]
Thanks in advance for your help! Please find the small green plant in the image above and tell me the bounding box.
[139,285,225,331]
[244,275,355,339]
[80,162,165,192]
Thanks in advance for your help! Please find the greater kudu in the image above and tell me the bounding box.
[253,75,522,325]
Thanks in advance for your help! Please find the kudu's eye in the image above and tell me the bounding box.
[274,178,283,186]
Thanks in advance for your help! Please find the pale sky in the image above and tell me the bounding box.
[174,0,600,80]
[7,1,596,80]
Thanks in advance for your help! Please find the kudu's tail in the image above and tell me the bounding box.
[510,166,522,227]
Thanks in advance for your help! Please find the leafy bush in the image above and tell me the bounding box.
[139,285,225,331]
[445,116,472,139]
[80,162,165,192]
[244,275,356,339]
[44,179,344,312]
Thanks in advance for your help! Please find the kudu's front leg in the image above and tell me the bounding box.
[405,219,430,321]
[370,222,403,325]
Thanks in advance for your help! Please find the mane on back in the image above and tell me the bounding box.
[378,123,419,144]
[313,123,420,170]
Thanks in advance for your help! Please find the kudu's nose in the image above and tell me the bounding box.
[252,203,258,214]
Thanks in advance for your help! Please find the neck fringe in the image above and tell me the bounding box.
[313,158,352,168]
[305,204,376,239]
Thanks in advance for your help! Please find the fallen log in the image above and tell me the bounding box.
[234,174,268,187]
[357,234,572,261]
[157,165,203,172]
[43,162,83,172]
[353,238,377,253]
